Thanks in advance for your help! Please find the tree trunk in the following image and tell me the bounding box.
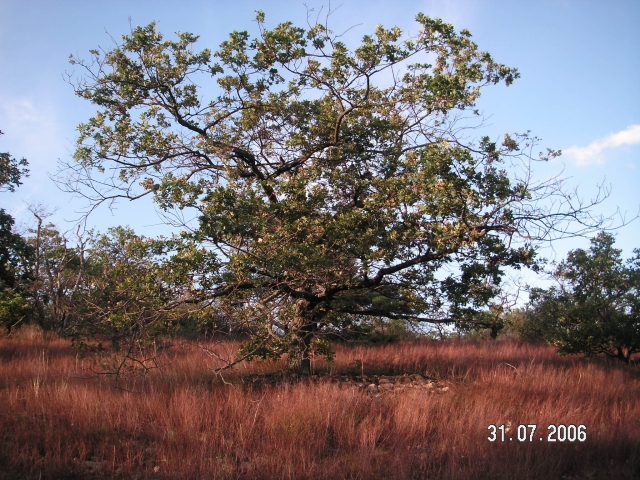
[287,340,311,375]
[286,300,323,375]
[490,324,499,340]
[617,347,631,364]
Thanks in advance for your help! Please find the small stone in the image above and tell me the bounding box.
[84,461,102,471]
[366,384,379,394]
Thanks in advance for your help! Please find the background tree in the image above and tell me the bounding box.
[0,210,33,333]
[26,208,88,332]
[62,12,609,373]
[66,227,215,373]
[528,232,639,364]
[0,131,33,333]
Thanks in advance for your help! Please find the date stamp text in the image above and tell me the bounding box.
[487,424,586,442]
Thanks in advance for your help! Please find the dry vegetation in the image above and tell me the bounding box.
[0,329,638,479]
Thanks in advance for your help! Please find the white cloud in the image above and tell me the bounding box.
[0,94,67,179]
[564,124,640,166]
[0,94,72,227]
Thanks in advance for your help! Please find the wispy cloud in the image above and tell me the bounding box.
[0,94,66,168]
[564,124,640,166]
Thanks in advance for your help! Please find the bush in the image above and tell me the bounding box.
[528,232,640,363]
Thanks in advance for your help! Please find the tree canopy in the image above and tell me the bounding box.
[62,12,609,373]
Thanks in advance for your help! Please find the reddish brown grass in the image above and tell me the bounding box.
[0,335,638,479]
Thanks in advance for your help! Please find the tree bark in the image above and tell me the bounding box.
[286,301,317,375]
[287,338,311,375]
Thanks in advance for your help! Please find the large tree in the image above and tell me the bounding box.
[62,12,607,373]
[529,232,640,364]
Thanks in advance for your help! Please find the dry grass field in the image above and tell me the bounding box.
[0,331,638,479]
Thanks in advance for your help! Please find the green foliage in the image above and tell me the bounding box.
[0,289,30,330]
[237,334,335,364]
[328,315,416,344]
[11,218,215,371]
[0,132,33,332]
[25,219,85,331]
[498,308,542,341]
[237,332,289,361]
[0,210,33,291]
[528,233,640,363]
[69,228,198,345]
[38,226,219,375]
[0,131,29,194]
[63,12,603,372]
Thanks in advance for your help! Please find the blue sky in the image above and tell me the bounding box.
[1,0,638,271]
